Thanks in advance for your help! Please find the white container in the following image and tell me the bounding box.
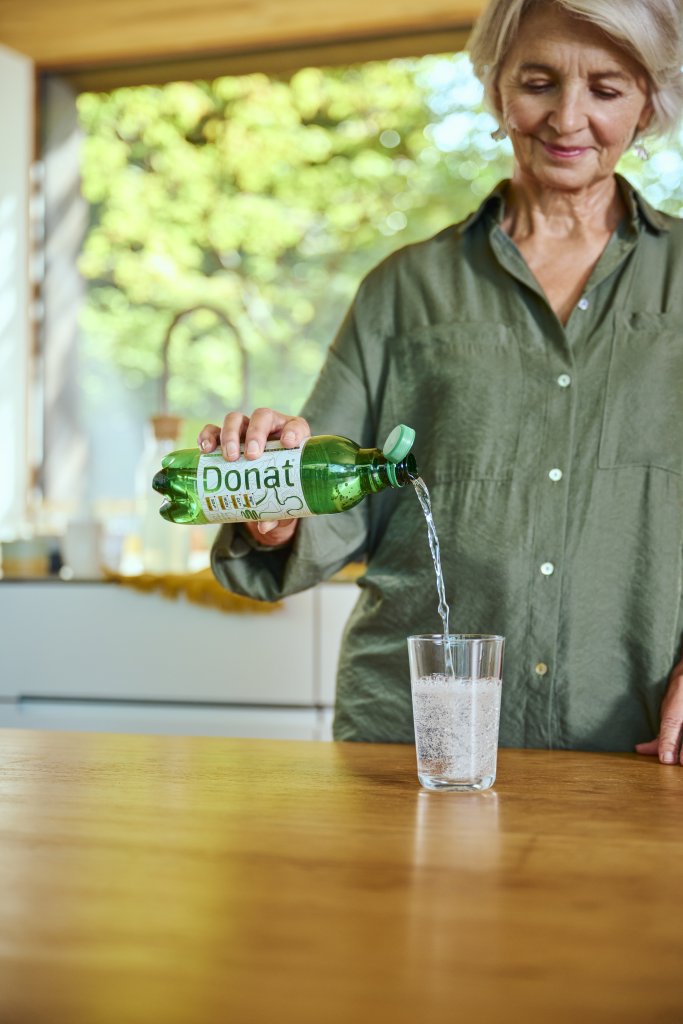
[62,518,104,579]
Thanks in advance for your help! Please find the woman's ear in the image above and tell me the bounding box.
[492,79,504,122]
[637,97,654,135]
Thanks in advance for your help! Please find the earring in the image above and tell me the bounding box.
[633,141,649,161]
[491,126,507,142]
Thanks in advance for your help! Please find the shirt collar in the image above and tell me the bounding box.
[616,174,670,234]
[454,181,507,235]
[455,174,670,236]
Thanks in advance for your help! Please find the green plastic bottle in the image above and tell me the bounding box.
[152,425,417,525]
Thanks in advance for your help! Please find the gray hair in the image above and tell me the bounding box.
[468,0,683,137]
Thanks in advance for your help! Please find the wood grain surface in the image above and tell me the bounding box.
[0,729,681,1024]
[0,0,483,70]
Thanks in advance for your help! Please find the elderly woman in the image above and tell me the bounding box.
[202,0,683,763]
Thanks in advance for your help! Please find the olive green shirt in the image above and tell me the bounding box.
[212,176,683,752]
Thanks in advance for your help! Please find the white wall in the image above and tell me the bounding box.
[0,45,33,538]
[41,75,89,510]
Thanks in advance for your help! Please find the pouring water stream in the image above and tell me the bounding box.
[412,475,455,677]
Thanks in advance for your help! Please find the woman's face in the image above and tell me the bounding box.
[495,6,653,193]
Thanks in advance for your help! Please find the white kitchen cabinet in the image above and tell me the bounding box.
[0,582,316,704]
[0,580,358,739]
[0,699,331,740]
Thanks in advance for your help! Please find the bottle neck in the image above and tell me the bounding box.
[360,451,417,493]
[388,454,417,487]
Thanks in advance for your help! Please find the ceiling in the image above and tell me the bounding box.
[0,0,483,87]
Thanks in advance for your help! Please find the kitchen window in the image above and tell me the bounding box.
[4,49,683,575]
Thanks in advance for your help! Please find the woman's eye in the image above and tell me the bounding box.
[522,81,552,93]
[593,89,619,100]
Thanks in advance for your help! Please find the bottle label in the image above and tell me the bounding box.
[197,441,313,523]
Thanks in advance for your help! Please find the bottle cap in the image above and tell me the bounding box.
[382,424,415,463]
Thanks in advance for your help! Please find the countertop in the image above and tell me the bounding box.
[0,730,681,1024]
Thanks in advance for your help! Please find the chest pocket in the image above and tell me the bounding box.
[599,312,683,476]
[384,321,524,481]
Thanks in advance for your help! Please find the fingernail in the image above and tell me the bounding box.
[258,521,274,534]
[246,440,259,456]
[200,439,210,451]
[661,752,675,764]
[282,431,296,446]
[226,441,238,457]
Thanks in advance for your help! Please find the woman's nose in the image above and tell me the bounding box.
[547,87,587,135]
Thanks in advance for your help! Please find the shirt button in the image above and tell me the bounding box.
[540,562,555,576]
[577,297,589,311]
[548,468,563,482]
[557,374,571,388]
[535,662,549,676]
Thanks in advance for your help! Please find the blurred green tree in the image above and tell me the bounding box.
[77,54,512,421]
[77,53,683,425]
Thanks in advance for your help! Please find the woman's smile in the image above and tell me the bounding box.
[541,141,592,159]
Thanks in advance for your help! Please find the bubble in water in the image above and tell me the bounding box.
[412,674,502,783]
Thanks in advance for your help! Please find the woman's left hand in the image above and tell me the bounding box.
[635,658,683,764]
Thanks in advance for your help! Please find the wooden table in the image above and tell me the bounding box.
[0,730,681,1024]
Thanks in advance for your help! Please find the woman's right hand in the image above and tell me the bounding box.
[197,408,312,547]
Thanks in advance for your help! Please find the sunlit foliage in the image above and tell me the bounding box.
[77,54,683,421]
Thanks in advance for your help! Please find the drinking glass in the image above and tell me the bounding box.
[407,634,505,792]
